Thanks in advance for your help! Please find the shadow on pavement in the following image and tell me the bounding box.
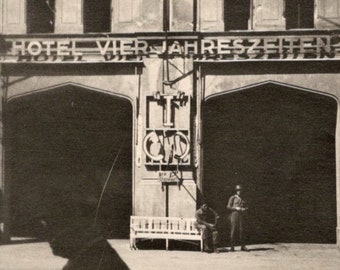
[40,220,130,270]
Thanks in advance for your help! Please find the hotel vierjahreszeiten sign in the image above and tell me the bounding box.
[1,34,340,62]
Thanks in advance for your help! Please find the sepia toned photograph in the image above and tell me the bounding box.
[1,1,340,269]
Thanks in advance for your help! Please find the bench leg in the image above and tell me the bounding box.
[166,239,169,250]
[130,236,136,250]
[134,238,138,250]
[201,238,203,252]
[130,236,138,250]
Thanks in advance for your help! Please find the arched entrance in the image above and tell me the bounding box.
[202,82,337,244]
[6,84,133,238]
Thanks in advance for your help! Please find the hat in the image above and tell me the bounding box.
[235,185,243,191]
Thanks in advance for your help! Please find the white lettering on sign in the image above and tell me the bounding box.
[143,131,190,164]
[11,40,83,56]
[151,92,186,128]
[163,95,174,127]
[4,35,340,62]
[27,41,42,56]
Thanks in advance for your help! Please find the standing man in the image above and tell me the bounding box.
[195,202,219,253]
[227,185,249,252]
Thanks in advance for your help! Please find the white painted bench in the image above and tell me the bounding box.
[130,216,203,251]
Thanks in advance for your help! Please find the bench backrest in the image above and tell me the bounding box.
[130,216,200,235]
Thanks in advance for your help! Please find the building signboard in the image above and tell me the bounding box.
[1,34,340,62]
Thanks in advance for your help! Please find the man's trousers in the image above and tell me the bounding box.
[195,224,218,251]
[229,211,244,247]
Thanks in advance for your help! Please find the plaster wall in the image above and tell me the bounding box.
[135,57,196,217]
[204,73,340,99]
[6,74,138,101]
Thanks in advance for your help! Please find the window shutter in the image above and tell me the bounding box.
[112,0,163,32]
[252,0,285,30]
[55,0,83,34]
[170,0,194,31]
[315,0,340,29]
[198,0,224,31]
[2,0,26,34]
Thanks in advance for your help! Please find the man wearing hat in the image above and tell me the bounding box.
[227,184,249,252]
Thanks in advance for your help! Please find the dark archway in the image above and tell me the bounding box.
[7,85,132,239]
[202,83,337,245]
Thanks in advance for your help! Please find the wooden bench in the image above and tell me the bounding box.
[130,216,203,251]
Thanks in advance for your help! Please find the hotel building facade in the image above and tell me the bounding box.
[1,0,340,247]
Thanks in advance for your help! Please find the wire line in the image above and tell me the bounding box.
[94,140,125,226]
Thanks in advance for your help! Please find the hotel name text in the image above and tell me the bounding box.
[2,35,340,62]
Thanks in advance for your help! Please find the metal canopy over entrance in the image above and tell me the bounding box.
[202,83,337,244]
[6,85,132,238]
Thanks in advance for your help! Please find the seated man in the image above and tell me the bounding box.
[195,202,219,253]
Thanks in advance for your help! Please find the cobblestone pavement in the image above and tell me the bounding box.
[1,239,340,270]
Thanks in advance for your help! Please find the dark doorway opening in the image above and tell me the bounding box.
[7,85,132,239]
[202,83,336,245]
[224,0,250,31]
[84,0,111,33]
[286,0,314,29]
[27,0,55,33]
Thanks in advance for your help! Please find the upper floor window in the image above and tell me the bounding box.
[224,0,251,31]
[286,0,314,29]
[27,0,55,33]
[84,0,111,33]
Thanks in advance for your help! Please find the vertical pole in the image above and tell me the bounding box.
[249,0,254,30]
[0,72,10,243]
[193,0,197,32]
[195,64,203,193]
[163,0,170,218]
[336,103,340,249]
[297,3,301,28]
[165,184,169,217]
[0,64,2,241]
[163,0,170,31]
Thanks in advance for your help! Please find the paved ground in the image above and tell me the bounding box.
[1,239,340,270]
